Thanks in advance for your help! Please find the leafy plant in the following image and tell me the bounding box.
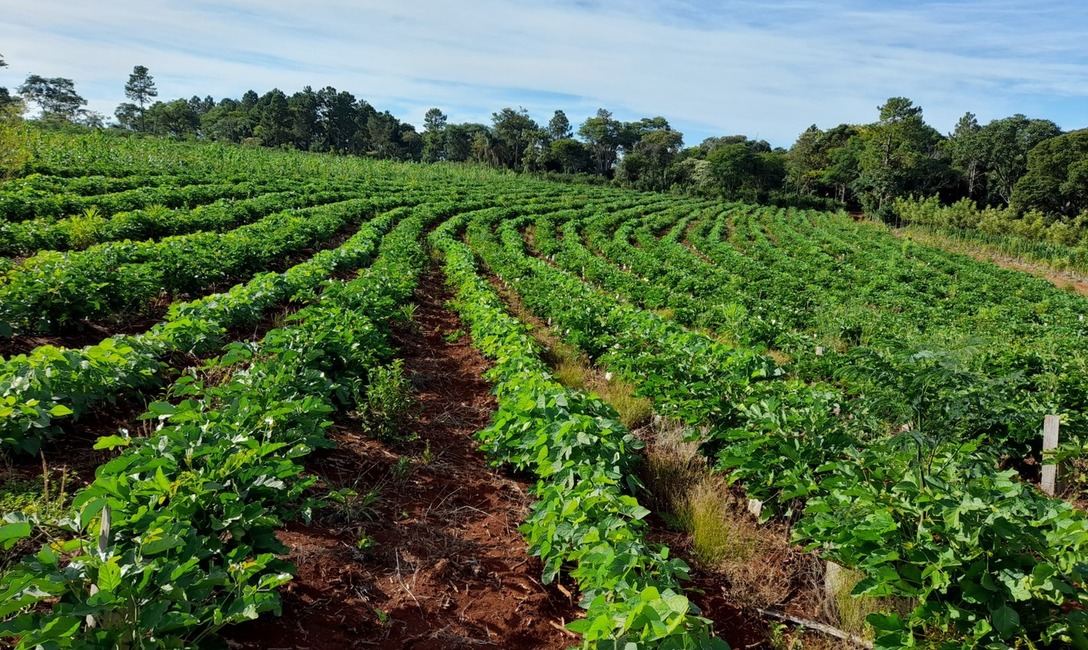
[359,359,416,440]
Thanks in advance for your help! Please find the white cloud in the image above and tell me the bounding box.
[1,0,1086,146]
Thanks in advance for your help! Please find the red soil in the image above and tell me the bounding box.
[222,266,580,649]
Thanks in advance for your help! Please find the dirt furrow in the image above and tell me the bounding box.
[224,264,578,649]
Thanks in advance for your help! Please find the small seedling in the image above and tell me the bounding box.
[420,440,435,464]
[390,456,412,482]
[374,607,391,627]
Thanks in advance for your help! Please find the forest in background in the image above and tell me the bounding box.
[3,59,1088,247]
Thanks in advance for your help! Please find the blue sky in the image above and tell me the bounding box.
[2,0,1086,147]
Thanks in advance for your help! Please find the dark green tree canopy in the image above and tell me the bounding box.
[946,112,984,200]
[254,88,291,147]
[200,100,254,142]
[0,54,14,110]
[17,75,87,120]
[422,108,448,163]
[976,114,1061,206]
[142,99,200,137]
[1012,129,1088,218]
[547,110,572,140]
[853,97,950,219]
[124,65,158,109]
[423,108,447,134]
[547,137,589,174]
[490,107,538,171]
[616,126,683,192]
[578,108,624,176]
[445,123,488,163]
[114,103,141,130]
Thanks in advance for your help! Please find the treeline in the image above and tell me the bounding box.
[5,61,1088,241]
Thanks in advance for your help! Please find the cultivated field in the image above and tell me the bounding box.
[1,132,1086,650]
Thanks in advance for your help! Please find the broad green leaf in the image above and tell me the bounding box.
[94,434,131,450]
[0,522,32,549]
[991,604,1020,639]
[97,560,122,593]
[48,404,73,417]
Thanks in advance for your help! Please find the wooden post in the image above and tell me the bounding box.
[1041,415,1061,497]
[825,561,846,596]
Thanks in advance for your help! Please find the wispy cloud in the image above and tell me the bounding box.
[1,0,1086,146]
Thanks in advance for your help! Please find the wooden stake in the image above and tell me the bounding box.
[825,561,846,595]
[1041,415,1061,497]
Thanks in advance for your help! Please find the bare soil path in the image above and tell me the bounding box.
[224,264,578,650]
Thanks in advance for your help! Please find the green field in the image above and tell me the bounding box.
[1,131,1086,650]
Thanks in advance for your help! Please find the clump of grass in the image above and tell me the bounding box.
[600,377,653,429]
[770,626,840,650]
[766,349,792,366]
[553,360,652,428]
[442,328,465,343]
[0,474,70,520]
[768,622,803,650]
[389,456,413,483]
[529,311,652,428]
[679,475,756,567]
[825,563,915,639]
[640,419,792,608]
[553,359,589,391]
[323,483,381,529]
[419,440,436,464]
[639,424,703,523]
[396,303,421,334]
[0,466,74,571]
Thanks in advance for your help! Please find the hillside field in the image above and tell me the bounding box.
[1,132,1086,650]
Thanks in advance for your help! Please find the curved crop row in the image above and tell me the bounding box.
[0,177,304,224]
[0,194,419,335]
[0,213,429,649]
[0,178,396,256]
[0,171,252,198]
[0,205,406,453]
[432,212,727,649]
[468,208,1088,649]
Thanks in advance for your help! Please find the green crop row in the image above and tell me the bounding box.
[468,208,1088,649]
[535,200,1086,467]
[0,205,405,453]
[431,212,728,649]
[0,171,252,198]
[0,212,428,649]
[0,178,395,256]
[0,177,305,224]
[0,194,418,335]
